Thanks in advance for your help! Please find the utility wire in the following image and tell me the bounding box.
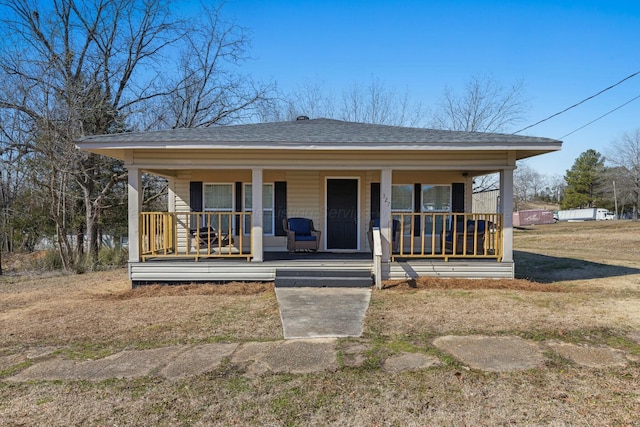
[559,93,640,139]
[513,69,640,134]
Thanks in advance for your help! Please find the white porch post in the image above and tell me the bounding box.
[500,167,514,263]
[167,178,176,213]
[464,175,474,212]
[251,168,264,262]
[127,167,141,263]
[380,168,393,263]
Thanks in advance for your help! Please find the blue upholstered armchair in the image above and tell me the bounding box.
[445,219,488,254]
[283,217,321,252]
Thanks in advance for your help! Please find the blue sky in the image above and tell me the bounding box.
[191,0,640,177]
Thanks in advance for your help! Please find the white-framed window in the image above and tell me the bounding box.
[244,183,274,235]
[203,183,233,231]
[421,185,451,212]
[392,184,413,235]
[421,184,451,234]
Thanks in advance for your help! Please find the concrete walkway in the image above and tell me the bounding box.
[3,336,638,382]
[275,287,371,339]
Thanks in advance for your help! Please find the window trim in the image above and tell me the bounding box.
[420,184,452,236]
[391,184,414,236]
[391,184,414,212]
[202,182,234,212]
[202,182,235,232]
[420,184,452,213]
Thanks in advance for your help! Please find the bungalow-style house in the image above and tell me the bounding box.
[76,117,561,287]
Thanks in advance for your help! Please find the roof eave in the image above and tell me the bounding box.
[76,141,562,152]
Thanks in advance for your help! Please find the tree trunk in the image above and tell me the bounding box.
[86,206,100,264]
[75,224,84,256]
[56,224,73,271]
[83,179,101,266]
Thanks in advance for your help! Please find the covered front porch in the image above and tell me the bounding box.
[76,118,560,285]
[137,211,504,262]
[131,207,510,285]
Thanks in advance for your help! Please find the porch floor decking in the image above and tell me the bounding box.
[130,252,514,284]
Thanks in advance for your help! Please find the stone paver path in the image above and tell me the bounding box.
[433,335,547,372]
[3,335,635,382]
[546,341,628,368]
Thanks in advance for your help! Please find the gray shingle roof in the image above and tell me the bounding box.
[77,118,561,146]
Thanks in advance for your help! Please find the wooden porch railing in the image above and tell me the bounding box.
[139,211,252,261]
[390,212,503,261]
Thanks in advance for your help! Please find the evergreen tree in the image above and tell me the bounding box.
[562,149,606,209]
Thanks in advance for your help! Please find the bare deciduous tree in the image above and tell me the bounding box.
[430,74,529,133]
[0,0,182,268]
[545,174,566,203]
[157,3,274,129]
[606,129,640,219]
[280,81,337,122]
[0,107,52,274]
[514,163,538,209]
[430,74,530,195]
[339,78,424,126]
[0,0,270,269]
[265,77,425,126]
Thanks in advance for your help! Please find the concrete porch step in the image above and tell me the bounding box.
[274,269,373,288]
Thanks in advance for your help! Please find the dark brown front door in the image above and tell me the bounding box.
[326,179,358,250]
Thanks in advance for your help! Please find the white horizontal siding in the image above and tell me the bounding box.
[130,260,373,282]
[472,190,500,213]
[387,260,514,279]
[129,259,512,282]
[173,174,192,253]
[286,170,321,229]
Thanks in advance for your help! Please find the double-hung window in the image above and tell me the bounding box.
[421,185,451,212]
[244,183,274,235]
[203,183,233,231]
[421,184,451,234]
[391,184,413,235]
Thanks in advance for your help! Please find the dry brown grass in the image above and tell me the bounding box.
[0,269,282,352]
[1,221,640,426]
[366,221,640,339]
[104,281,274,300]
[515,220,640,266]
[381,276,567,292]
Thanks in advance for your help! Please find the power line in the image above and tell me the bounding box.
[513,69,640,134]
[559,93,640,139]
